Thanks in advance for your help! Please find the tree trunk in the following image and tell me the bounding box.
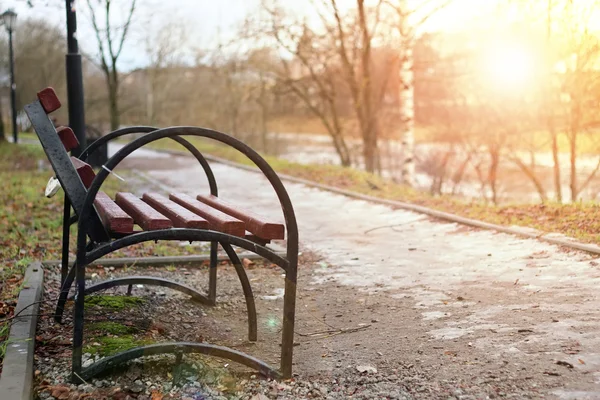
[399,48,415,186]
[451,153,472,195]
[108,71,120,131]
[569,101,580,202]
[0,96,5,141]
[331,133,352,167]
[362,129,378,172]
[550,124,561,203]
[570,131,577,202]
[259,79,269,154]
[511,156,548,202]
[488,145,500,205]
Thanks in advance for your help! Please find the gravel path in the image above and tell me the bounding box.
[142,152,600,400]
[32,144,600,399]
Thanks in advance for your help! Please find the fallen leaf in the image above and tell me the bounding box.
[50,385,70,400]
[151,391,164,400]
[578,359,586,365]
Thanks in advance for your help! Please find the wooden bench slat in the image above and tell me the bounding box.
[115,192,173,231]
[142,193,209,229]
[169,193,245,237]
[37,87,61,114]
[70,157,95,188]
[197,194,284,240]
[94,192,134,234]
[57,126,79,152]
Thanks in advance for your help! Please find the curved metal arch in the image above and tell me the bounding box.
[80,276,213,305]
[85,229,289,272]
[76,342,281,382]
[79,126,154,160]
[77,126,299,270]
[221,242,258,342]
[78,126,218,195]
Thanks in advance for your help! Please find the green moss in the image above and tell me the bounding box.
[84,335,154,356]
[88,321,137,335]
[84,295,145,310]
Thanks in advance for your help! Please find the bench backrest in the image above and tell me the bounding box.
[24,88,109,243]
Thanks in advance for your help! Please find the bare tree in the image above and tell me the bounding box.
[85,0,137,131]
[385,0,453,185]
[247,3,353,166]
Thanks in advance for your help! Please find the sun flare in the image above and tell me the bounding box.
[482,43,537,91]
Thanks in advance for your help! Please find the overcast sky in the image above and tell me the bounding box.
[2,0,499,70]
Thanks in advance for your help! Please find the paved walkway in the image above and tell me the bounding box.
[114,145,600,398]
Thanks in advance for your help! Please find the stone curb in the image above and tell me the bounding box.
[0,262,44,400]
[44,251,287,269]
[157,147,600,256]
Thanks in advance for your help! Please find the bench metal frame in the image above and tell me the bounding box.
[25,99,298,382]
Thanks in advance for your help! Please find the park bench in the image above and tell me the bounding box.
[25,88,299,382]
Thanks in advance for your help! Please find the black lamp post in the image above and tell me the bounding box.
[1,9,17,144]
[64,0,86,156]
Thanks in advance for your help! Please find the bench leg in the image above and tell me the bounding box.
[208,241,218,305]
[61,198,71,285]
[221,243,258,342]
[76,342,280,382]
[72,259,86,382]
[55,263,77,323]
[280,268,298,379]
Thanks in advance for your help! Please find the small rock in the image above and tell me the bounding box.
[356,365,378,374]
[82,358,94,368]
[131,380,144,393]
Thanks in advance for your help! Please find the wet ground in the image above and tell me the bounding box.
[136,147,600,399]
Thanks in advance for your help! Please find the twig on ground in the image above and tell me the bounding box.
[364,217,428,234]
[296,324,371,338]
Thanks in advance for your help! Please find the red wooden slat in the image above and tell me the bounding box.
[169,193,245,236]
[245,231,270,245]
[70,157,95,188]
[197,194,284,240]
[56,126,79,152]
[115,192,173,231]
[94,192,134,234]
[37,87,61,114]
[142,193,209,229]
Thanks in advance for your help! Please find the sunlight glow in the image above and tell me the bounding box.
[481,43,537,92]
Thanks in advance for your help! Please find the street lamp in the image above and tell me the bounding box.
[1,9,17,144]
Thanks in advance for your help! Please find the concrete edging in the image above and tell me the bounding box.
[0,262,44,400]
[157,147,600,256]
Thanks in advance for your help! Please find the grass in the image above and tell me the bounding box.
[83,335,154,357]
[84,295,145,310]
[88,321,138,335]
